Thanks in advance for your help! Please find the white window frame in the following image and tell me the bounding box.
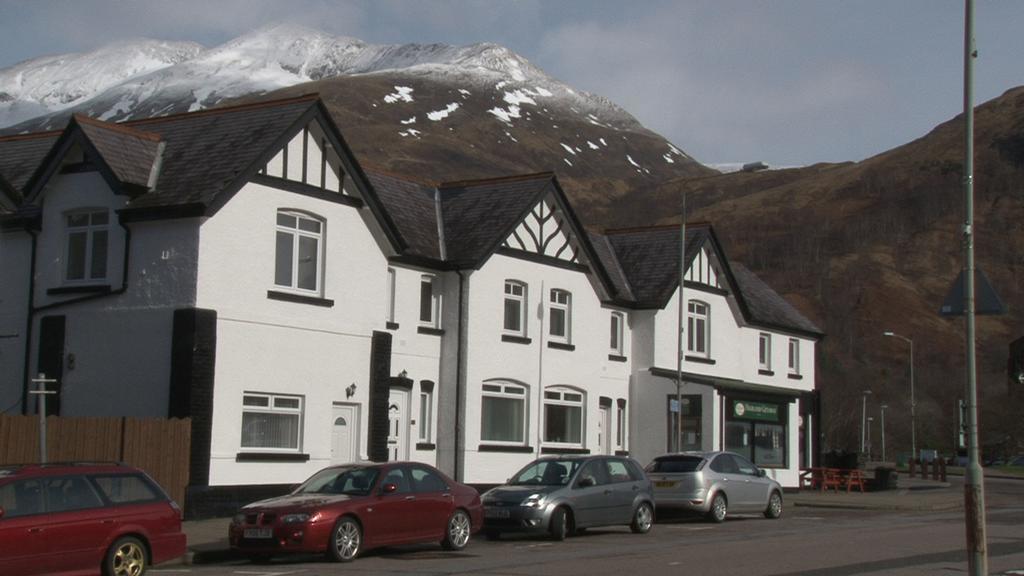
[240,392,304,453]
[63,209,109,283]
[610,312,625,355]
[418,389,433,443]
[274,210,324,294]
[542,386,585,448]
[503,280,528,336]
[759,333,772,370]
[548,289,572,343]
[386,267,396,324]
[480,381,528,446]
[687,300,710,357]
[788,338,801,374]
[419,274,441,328]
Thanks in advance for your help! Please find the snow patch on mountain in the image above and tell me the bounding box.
[384,86,415,104]
[427,102,460,121]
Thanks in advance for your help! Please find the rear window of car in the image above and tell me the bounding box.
[647,456,705,473]
[90,474,163,504]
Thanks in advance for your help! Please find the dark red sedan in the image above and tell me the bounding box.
[229,462,482,562]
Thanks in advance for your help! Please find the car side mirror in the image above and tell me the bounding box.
[757,469,767,478]
[577,477,596,488]
[382,483,398,494]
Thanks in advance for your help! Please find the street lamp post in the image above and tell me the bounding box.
[867,416,874,460]
[880,404,888,463]
[861,389,872,454]
[883,331,916,460]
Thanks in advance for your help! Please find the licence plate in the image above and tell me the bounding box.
[655,481,677,488]
[244,528,274,539]
[484,508,510,519]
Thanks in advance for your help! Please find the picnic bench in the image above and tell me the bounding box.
[800,467,866,493]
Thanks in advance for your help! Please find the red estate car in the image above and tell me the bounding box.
[0,462,187,576]
[229,462,483,562]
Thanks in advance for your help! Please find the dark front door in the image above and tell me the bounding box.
[36,316,65,416]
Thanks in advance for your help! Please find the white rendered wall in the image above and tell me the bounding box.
[197,180,390,486]
[460,253,632,484]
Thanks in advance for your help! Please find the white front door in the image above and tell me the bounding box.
[599,405,612,455]
[331,404,358,465]
[387,389,410,461]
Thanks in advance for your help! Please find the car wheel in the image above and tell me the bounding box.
[549,507,570,541]
[442,509,472,551]
[104,536,147,576]
[764,491,783,519]
[706,493,727,523]
[327,516,362,562]
[630,502,654,534]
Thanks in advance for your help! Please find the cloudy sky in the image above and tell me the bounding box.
[1,0,1021,166]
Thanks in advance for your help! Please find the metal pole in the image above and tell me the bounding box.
[962,0,987,572]
[910,338,916,460]
[867,417,873,461]
[676,191,686,452]
[881,405,888,462]
[861,390,870,453]
[28,373,57,464]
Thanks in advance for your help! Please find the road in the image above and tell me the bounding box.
[155,476,1024,576]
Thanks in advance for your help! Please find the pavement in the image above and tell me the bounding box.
[170,474,973,566]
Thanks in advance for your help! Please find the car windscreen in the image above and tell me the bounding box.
[646,456,705,473]
[295,467,379,496]
[509,460,583,486]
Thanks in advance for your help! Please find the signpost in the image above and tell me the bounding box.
[28,373,57,463]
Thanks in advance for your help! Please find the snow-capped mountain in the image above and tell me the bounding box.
[0,23,638,132]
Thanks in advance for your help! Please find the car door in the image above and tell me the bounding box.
[603,459,640,524]
[0,478,52,576]
[726,454,763,511]
[408,465,454,541]
[709,453,747,508]
[363,466,415,546]
[39,475,110,574]
[570,459,613,527]
[732,454,773,509]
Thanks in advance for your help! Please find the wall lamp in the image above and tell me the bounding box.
[345,383,357,398]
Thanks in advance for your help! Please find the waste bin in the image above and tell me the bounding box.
[874,467,898,490]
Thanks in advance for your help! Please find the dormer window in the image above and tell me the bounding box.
[64,209,109,282]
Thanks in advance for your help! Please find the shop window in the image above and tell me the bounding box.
[724,399,787,467]
[666,395,702,452]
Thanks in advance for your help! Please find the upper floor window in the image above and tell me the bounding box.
[610,312,625,355]
[386,267,396,323]
[549,289,572,343]
[687,300,710,357]
[419,275,440,327]
[503,280,527,336]
[759,333,772,370]
[64,210,109,282]
[788,338,800,374]
[543,387,584,446]
[275,211,323,293]
[481,381,528,445]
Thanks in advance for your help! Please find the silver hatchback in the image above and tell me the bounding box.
[646,451,783,522]
[481,455,655,540]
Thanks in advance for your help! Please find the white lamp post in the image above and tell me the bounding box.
[883,331,916,460]
[861,389,872,454]
[880,404,888,463]
[867,416,874,461]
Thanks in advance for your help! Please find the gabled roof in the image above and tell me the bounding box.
[0,174,16,213]
[730,263,823,336]
[604,223,712,308]
[74,115,163,190]
[587,232,635,303]
[0,131,61,200]
[365,168,441,261]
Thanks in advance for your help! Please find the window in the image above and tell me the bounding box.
[759,333,772,370]
[481,382,527,444]
[418,389,432,442]
[543,387,584,446]
[549,289,572,343]
[419,275,440,327]
[386,267,396,323]
[409,466,448,493]
[725,399,786,467]
[687,300,709,356]
[90,474,161,504]
[241,393,303,451]
[616,401,626,447]
[275,211,323,293]
[503,280,527,335]
[788,338,800,374]
[64,209,109,282]
[610,312,624,355]
[667,395,702,452]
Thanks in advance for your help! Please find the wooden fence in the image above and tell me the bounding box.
[0,415,191,509]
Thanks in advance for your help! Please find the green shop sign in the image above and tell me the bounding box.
[732,400,779,422]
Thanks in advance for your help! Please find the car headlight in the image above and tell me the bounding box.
[521,493,546,508]
[281,513,312,524]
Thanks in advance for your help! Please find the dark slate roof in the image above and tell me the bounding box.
[439,174,554,268]
[122,95,319,209]
[365,169,441,260]
[75,115,162,189]
[0,131,61,199]
[605,224,709,308]
[730,262,823,335]
[0,174,16,213]
[588,232,635,303]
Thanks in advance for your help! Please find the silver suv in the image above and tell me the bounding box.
[481,455,654,540]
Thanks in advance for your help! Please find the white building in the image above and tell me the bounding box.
[0,96,822,515]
